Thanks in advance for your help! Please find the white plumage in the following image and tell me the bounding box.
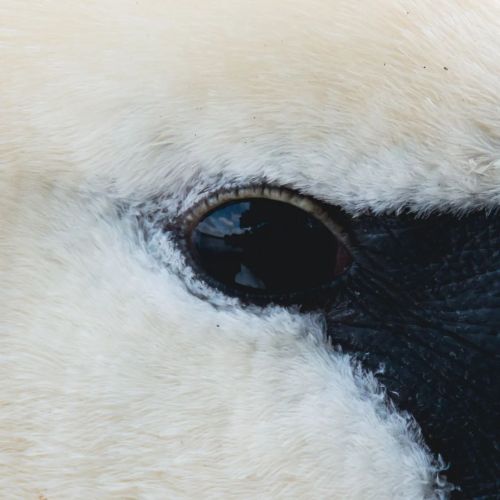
[1,1,498,498]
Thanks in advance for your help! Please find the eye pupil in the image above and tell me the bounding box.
[189,198,351,298]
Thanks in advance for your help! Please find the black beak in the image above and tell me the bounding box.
[323,210,500,499]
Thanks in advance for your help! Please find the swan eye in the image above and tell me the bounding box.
[185,191,352,301]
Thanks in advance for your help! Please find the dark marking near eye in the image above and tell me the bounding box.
[326,211,500,499]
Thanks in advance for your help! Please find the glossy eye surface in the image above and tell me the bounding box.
[186,193,352,299]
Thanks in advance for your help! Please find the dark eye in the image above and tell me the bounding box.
[182,188,352,302]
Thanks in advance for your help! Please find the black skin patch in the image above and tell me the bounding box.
[325,211,500,499]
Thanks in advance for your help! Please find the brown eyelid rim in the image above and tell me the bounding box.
[180,184,352,251]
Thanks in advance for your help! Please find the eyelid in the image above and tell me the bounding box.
[181,185,350,248]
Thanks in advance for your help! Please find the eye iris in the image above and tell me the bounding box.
[189,198,351,296]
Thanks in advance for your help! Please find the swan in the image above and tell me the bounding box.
[1,1,498,498]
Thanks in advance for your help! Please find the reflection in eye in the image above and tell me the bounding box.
[188,198,352,297]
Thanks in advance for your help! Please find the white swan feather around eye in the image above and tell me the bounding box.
[1,0,499,498]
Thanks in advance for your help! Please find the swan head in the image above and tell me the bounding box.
[1,1,499,498]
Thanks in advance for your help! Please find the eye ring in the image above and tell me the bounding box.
[178,185,353,305]
[183,186,350,244]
